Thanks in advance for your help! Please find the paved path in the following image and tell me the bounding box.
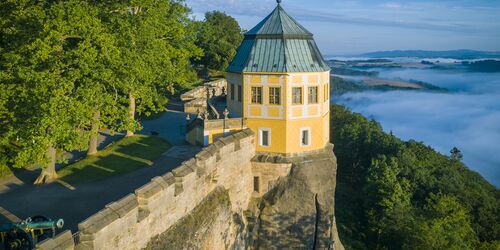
[0,109,201,233]
[139,109,188,146]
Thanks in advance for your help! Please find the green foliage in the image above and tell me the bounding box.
[193,11,243,71]
[330,76,365,95]
[450,147,463,161]
[1,0,105,169]
[410,194,478,249]
[0,0,200,178]
[364,156,412,249]
[331,104,499,249]
[100,0,201,126]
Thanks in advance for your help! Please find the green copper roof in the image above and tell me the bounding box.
[246,4,312,37]
[227,4,329,73]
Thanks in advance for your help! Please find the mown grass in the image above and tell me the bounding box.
[58,135,170,185]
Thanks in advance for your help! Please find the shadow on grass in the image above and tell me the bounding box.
[58,135,170,186]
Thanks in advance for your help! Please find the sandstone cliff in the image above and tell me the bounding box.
[248,146,344,250]
[39,131,342,250]
[142,145,344,250]
[144,187,247,250]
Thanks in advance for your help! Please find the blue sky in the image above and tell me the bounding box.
[185,0,500,55]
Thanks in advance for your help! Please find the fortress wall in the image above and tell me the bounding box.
[40,129,256,250]
[251,159,293,197]
[36,230,74,250]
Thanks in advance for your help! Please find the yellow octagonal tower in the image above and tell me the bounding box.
[226,2,331,155]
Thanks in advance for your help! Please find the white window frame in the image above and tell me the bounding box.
[259,128,271,147]
[300,127,311,147]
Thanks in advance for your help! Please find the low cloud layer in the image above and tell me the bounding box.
[335,69,500,186]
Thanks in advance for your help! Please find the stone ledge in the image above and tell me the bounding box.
[195,150,212,162]
[251,154,289,164]
[204,144,220,156]
[135,181,163,201]
[171,164,195,178]
[218,135,236,146]
[36,230,74,250]
[151,176,169,189]
[78,207,120,235]
[106,193,138,218]
[242,128,255,136]
[162,173,175,185]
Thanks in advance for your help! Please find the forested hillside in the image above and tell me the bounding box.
[331,104,499,249]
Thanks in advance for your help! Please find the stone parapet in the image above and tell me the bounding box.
[181,79,227,114]
[59,129,256,250]
[36,230,74,250]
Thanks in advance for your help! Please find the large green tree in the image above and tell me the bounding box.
[364,156,412,249]
[101,0,201,137]
[411,194,478,249]
[1,0,125,182]
[194,11,243,72]
[1,0,201,183]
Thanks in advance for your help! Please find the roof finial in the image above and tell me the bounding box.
[277,0,282,4]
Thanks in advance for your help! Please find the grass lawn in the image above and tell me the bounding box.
[57,135,170,185]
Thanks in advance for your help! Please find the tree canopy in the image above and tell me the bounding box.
[193,11,243,72]
[331,104,499,250]
[0,0,201,183]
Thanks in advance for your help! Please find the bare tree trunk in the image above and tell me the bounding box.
[126,93,136,137]
[34,145,58,184]
[87,110,100,155]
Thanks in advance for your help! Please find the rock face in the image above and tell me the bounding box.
[144,187,247,250]
[248,145,344,250]
[141,146,343,250]
[43,130,342,250]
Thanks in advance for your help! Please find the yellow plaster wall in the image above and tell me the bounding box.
[246,114,329,154]
[267,107,280,117]
[284,114,329,153]
[308,106,319,116]
[246,119,287,153]
[228,70,330,155]
[292,107,303,117]
[249,106,262,117]
[268,75,280,84]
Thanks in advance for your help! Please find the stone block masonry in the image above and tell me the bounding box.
[36,128,343,250]
[36,129,255,250]
[36,230,74,250]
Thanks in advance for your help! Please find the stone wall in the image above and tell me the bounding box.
[35,129,255,250]
[143,187,247,250]
[36,127,343,250]
[182,79,227,114]
[36,230,74,250]
[251,155,293,197]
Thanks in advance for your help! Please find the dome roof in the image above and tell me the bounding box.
[227,4,330,73]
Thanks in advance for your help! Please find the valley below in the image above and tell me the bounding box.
[328,56,500,186]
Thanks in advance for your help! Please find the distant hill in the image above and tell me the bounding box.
[360,50,500,59]
[463,60,500,72]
